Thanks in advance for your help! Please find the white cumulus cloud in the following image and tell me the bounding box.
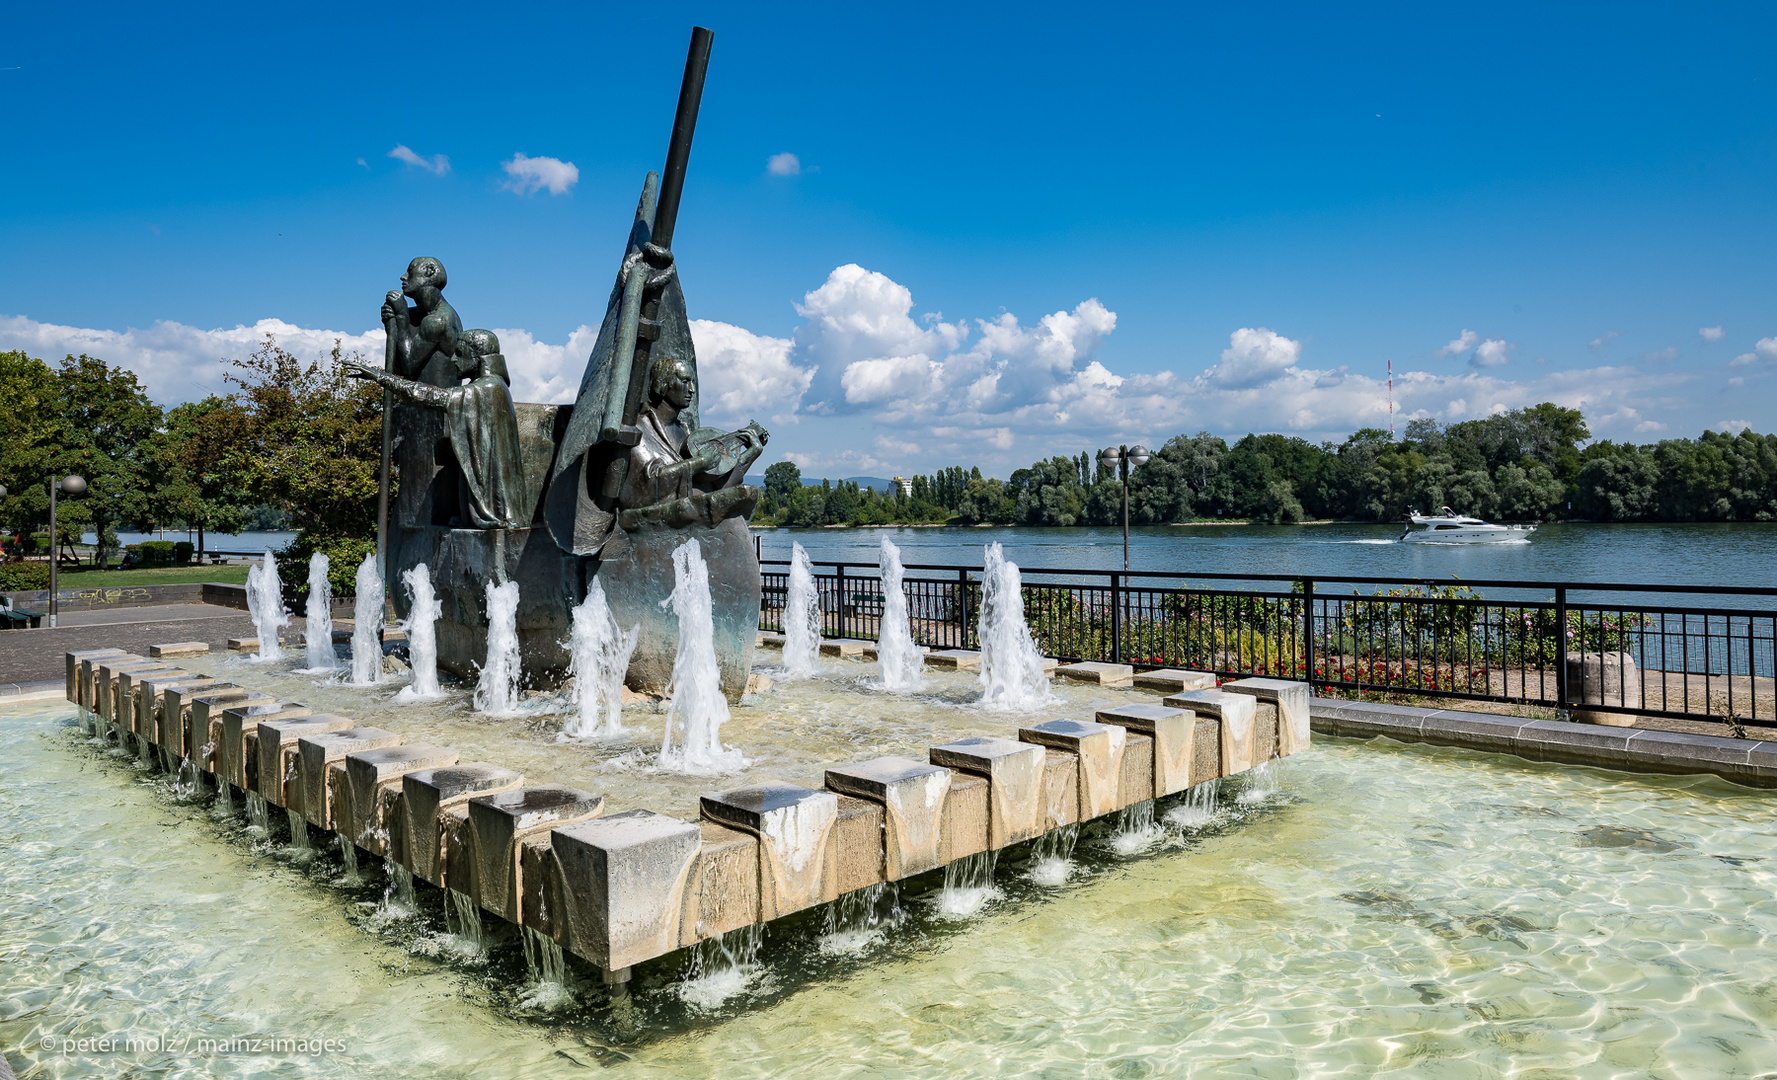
[501,153,579,196]
[1699,325,1724,342]
[1472,338,1512,368]
[388,144,450,175]
[1437,329,1479,357]
[1211,328,1301,388]
[767,152,801,176]
[689,319,812,426]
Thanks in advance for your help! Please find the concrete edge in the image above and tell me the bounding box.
[0,680,69,703]
[1312,699,1777,788]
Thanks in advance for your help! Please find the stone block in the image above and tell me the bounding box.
[1019,719,1129,820]
[78,653,139,711]
[190,690,273,774]
[926,649,981,671]
[519,834,560,939]
[1054,661,1135,688]
[220,703,310,791]
[117,667,184,734]
[819,638,867,657]
[159,682,241,760]
[860,643,930,662]
[1132,668,1217,694]
[96,660,170,725]
[297,727,401,828]
[1166,689,1256,775]
[1221,677,1312,756]
[1095,701,1196,797]
[256,715,355,808]
[1192,716,1222,786]
[401,763,524,884]
[825,756,951,880]
[149,641,210,659]
[1619,728,1757,780]
[468,785,604,921]
[684,821,760,943]
[439,805,474,892]
[834,794,887,893]
[226,637,258,652]
[1513,719,1637,769]
[929,736,1046,849]
[940,773,989,861]
[345,744,459,852]
[1566,650,1641,726]
[1119,733,1153,809]
[135,675,217,745]
[758,632,785,649]
[66,649,125,703]
[1416,710,1529,755]
[553,809,703,971]
[701,781,841,919]
[1041,749,1079,829]
[1252,704,1278,764]
[326,762,351,833]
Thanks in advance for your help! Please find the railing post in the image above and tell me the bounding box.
[957,567,970,649]
[1302,578,1315,689]
[1554,585,1569,717]
[835,563,846,639]
[1110,572,1122,663]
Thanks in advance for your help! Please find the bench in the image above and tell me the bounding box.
[0,606,44,629]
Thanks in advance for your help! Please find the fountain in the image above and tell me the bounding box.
[445,888,487,958]
[1164,779,1224,830]
[680,923,765,1009]
[934,851,999,917]
[977,543,1053,710]
[246,791,271,834]
[782,542,821,677]
[285,807,312,851]
[381,859,417,917]
[338,836,362,886]
[245,550,288,662]
[395,564,445,703]
[562,578,640,739]
[350,552,383,686]
[300,553,340,672]
[659,539,743,774]
[1027,824,1080,886]
[519,925,573,1009]
[875,537,924,691]
[474,581,523,716]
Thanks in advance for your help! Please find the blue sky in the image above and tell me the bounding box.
[4,1,1775,476]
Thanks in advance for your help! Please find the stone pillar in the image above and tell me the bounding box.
[683,821,760,943]
[824,756,951,880]
[552,809,703,971]
[1095,701,1198,798]
[1220,677,1312,756]
[929,737,1046,849]
[1018,720,1128,820]
[1164,689,1256,775]
[297,727,401,828]
[700,781,840,919]
[467,785,604,921]
[66,649,125,703]
[1566,651,1641,726]
[189,691,273,775]
[255,715,356,808]
[220,703,311,791]
[400,763,525,884]
[344,744,460,853]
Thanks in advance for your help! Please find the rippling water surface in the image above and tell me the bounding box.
[6,687,1777,1078]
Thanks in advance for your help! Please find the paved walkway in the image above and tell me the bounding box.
[42,603,250,628]
[0,603,257,683]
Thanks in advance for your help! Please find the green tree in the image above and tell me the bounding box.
[50,355,163,567]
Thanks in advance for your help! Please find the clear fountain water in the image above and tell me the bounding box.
[562,578,640,739]
[819,881,901,955]
[350,552,384,686]
[1163,778,1224,830]
[285,807,312,851]
[380,858,417,917]
[245,791,271,835]
[976,542,1053,710]
[300,552,341,672]
[659,539,744,774]
[518,925,573,1010]
[1027,823,1081,886]
[781,541,821,677]
[874,537,924,692]
[246,549,289,663]
[934,850,999,917]
[475,580,523,716]
[680,923,766,1009]
[1108,799,1164,855]
[396,563,445,703]
[445,887,487,959]
[338,836,362,886]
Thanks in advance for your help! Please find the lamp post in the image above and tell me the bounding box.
[48,474,86,628]
[1098,444,1150,572]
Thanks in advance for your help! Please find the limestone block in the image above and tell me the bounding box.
[758,632,785,649]
[553,809,703,971]
[1566,650,1642,725]
[1041,749,1080,829]
[297,727,401,828]
[344,744,459,853]
[1054,661,1135,688]
[96,660,169,725]
[226,638,258,652]
[940,774,989,861]
[326,762,350,833]
[66,649,125,703]
[160,682,241,760]
[1220,677,1311,756]
[519,835,560,940]
[834,794,886,894]
[149,641,210,659]
[1165,689,1256,775]
[825,756,951,880]
[135,675,218,745]
[684,821,760,943]
[860,643,929,662]
[1252,704,1278,764]
[220,703,311,791]
[79,654,139,711]
[1192,716,1222,786]
[256,715,356,809]
[1096,701,1198,798]
[1133,668,1217,694]
[190,691,273,774]
[401,763,524,884]
[819,638,867,657]
[117,667,184,734]
[468,785,605,921]
[1018,720,1128,820]
[1118,733,1153,809]
[700,781,841,919]
[926,650,982,671]
[929,737,1046,849]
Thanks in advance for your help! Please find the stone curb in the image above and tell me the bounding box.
[1310,699,1777,788]
[0,680,67,702]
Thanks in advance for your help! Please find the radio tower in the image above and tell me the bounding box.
[1387,357,1395,438]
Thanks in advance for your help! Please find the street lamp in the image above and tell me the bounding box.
[48,474,86,628]
[1098,444,1151,572]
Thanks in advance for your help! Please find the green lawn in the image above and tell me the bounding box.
[49,564,250,587]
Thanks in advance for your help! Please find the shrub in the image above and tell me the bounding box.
[0,562,51,591]
[173,541,194,564]
[140,540,176,566]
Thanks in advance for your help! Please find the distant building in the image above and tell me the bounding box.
[893,476,912,497]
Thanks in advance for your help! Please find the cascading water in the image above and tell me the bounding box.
[1164,778,1224,830]
[350,552,384,686]
[285,807,312,852]
[935,850,1000,916]
[395,563,445,703]
[561,578,639,738]
[1027,823,1081,886]
[245,791,271,835]
[781,541,821,677]
[338,836,362,886]
[819,881,901,955]
[246,550,289,662]
[977,542,1053,710]
[875,537,924,691]
[680,923,765,1009]
[474,580,523,715]
[1238,758,1281,805]
[174,756,201,800]
[445,888,487,958]
[659,540,744,774]
[519,925,573,1010]
[301,552,341,672]
[1109,799,1164,855]
[215,776,235,817]
[380,858,417,917]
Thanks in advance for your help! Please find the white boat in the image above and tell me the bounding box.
[1400,507,1536,544]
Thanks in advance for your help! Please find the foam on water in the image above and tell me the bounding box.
[933,850,1000,917]
[680,924,766,1010]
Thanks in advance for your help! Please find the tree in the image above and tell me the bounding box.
[148,397,254,557]
[763,460,802,505]
[0,351,59,540]
[49,355,163,567]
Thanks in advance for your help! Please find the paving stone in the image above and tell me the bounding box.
[701,781,840,919]
[929,736,1046,848]
[819,638,867,657]
[1019,719,1128,820]
[825,756,952,880]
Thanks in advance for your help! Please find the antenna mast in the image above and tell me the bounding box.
[1388,357,1394,438]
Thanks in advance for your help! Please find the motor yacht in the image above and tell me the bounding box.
[1400,507,1536,544]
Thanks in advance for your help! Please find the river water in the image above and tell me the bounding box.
[8,694,1777,1078]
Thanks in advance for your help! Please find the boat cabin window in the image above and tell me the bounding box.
[1434,524,1460,530]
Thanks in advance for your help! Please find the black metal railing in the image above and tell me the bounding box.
[759,559,1777,729]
